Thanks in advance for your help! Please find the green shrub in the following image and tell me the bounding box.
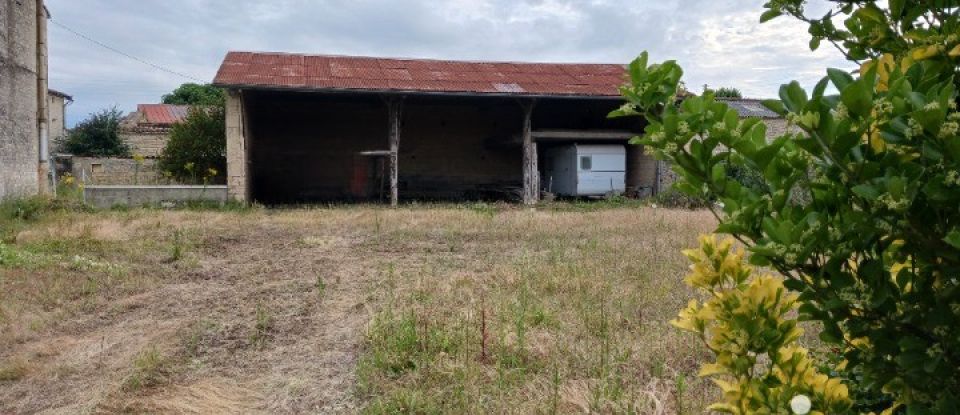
[158,107,226,184]
[61,108,129,157]
[613,1,960,411]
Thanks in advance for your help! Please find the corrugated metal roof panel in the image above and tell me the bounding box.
[723,99,781,119]
[213,52,627,97]
[137,104,191,125]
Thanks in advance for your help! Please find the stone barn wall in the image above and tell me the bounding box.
[0,0,40,198]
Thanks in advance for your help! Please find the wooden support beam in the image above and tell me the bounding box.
[521,100,538,205]
[531,129,637,141]
[386,97,404,207]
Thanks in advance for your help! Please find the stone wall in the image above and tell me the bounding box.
[0,0,40,199]
[121,131,170,157]
[71,157,170,185]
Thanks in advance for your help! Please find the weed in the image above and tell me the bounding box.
[0,359,28,382]
[250,302,273,347]
[123,347,169,391]
[170,229,184,262]
[315,274,326,297]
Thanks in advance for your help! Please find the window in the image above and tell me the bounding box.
[580,156,592,171]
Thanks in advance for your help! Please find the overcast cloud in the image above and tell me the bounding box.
[46,0,852,126]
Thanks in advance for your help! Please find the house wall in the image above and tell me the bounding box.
[0,0,40,199]
[47,93,67,147]
[121,131,170,157]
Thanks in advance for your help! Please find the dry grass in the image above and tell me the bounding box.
[0,203,717,413]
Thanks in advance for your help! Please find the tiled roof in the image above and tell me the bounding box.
[138,104,191,125]
[213,52,627,98]
[721,99,781,119]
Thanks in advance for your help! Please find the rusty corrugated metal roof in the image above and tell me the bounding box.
[137,104,191,125]
[213,52,627,98]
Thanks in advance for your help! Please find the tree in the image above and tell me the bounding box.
[158,107,225,184]
[161,83,225,106]
[705,85,744,99]
[614,1,960,412]
[61,108,129,157]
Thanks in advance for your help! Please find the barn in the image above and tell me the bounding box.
[212,52,659,205]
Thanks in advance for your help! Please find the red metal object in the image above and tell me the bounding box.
[214,52,627,97]
[137,104,190,125]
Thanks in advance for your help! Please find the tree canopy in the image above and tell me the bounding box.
[158,106,226,184]
[161,83,225,107]
[61,108,129,157]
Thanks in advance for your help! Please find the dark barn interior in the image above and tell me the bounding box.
[244,90,640,204]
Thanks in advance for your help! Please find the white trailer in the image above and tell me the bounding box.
[543,144,626,197]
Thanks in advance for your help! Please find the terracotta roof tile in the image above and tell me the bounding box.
[213,52,627,97]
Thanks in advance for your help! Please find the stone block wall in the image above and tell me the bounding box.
[71,157,170,185]
[0,0,40,199]
[121,131,170,157]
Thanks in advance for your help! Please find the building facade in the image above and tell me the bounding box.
[213,52,658,205]
[0,0,48,199]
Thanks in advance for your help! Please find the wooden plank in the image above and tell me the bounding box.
[386,97,403,206]
[521,100,538,205]
[531,129,637,141]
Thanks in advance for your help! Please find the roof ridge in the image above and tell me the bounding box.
[225,50,625,67]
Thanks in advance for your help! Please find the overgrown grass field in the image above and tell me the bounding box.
[0,199,718,413]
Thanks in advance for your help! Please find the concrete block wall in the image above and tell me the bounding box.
[0,0,40,199]
[83,185,228,208]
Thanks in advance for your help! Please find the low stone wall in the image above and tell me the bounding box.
[83,185,229,208]
[71,157,169,185]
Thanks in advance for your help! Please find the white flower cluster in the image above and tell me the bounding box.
[873,99,893,117]
[924,101,941,111]
[878,193,909,211]
[677,121,690,135]
[939,121,958,138]
[905,118,924,140]
[832,103,849,121]
[944,171,960,186]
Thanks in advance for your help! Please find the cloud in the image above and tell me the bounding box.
[46,0,853,126]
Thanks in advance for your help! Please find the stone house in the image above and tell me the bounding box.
[212,51,659,205]
[1,0,50,199]
[68,104,190,185]
[47,89,72,150]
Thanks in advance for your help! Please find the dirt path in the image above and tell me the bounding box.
[1,214,381,414]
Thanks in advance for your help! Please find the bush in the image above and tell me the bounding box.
[61,108,129,157]
[613,1,960,411]
[158,107,226,184]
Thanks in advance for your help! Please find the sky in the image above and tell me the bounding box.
[46,0,853,127]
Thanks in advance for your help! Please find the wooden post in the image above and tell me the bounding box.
[386,97,403,207]
[521,100,538,205]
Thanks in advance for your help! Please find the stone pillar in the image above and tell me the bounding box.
[226,89,248,202]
